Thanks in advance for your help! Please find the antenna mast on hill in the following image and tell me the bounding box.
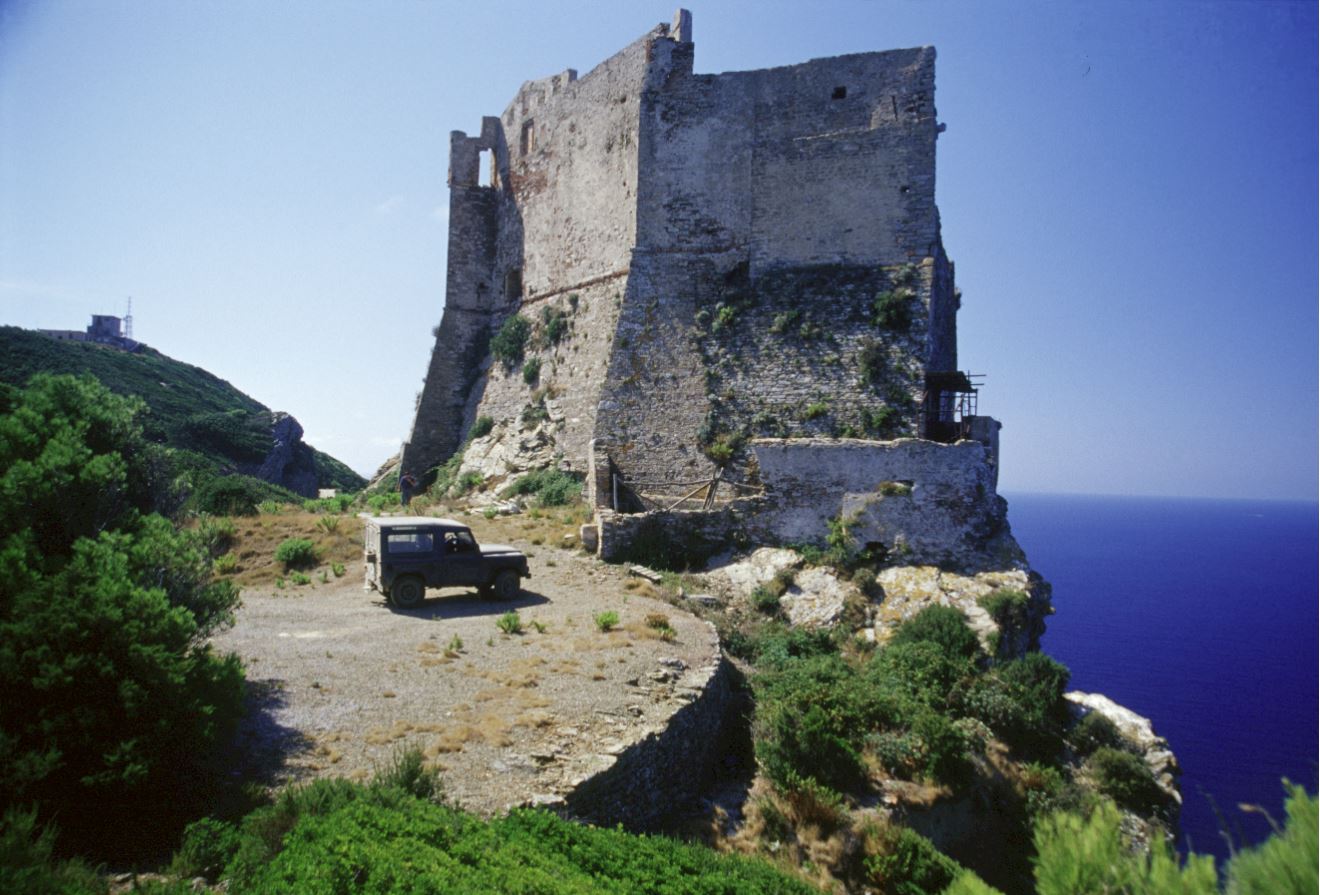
[124,297,133,340]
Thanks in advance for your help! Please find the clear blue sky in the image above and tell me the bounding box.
[2,1,1315,499]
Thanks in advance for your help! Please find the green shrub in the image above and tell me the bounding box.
[469,415,495,439]
[522,357,542,385]
[496,612,523,635]
[890,605,981,660]
[711,304,738,333]
[290,571,311,586]
[316,515,341,534]
[750,585,782,614]
[964,653,1070,758]
[490,314,531,368]
[455,471,484,494]
[1225,782,1318,895]
[753,652,890,790]
[873,288,914,331]
[501,468,583,507]
[257,499,284,514]
[1033,800,1217,895]
[0,375,244,854]
[195,515,237,555]
[770,309,800,334]
[978,588,1030,630]
[193,474,269,516]
[540,306,569,345]
[0,807,107,895]
[212,552,239,575]
[858,339,889,387]
[1086,747,1164,815]
[331,562,346,578]
[593,611,619,632]
[274,537,318,570]
[1070,711,1123,757]
[223,777,817,893]
[170,816,241,881]
[374,748,443,802]
[862,405,903,438]
[802,400,829,420]
[862,823,961,895]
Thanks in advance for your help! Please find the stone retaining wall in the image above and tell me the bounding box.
[559,653,736,830]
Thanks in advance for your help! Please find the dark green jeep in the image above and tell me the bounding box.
[363,516,529,609]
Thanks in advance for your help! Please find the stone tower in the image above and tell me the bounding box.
[402,10,993,555]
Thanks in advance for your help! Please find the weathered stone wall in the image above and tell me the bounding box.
[750,437,1011,567]
[636,41,942,270]
[455,280,624,483]
[408,11,965,497]
[493,25,657,300]
[560,652,735,830]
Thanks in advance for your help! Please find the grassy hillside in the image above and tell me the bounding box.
[0,326,365,497]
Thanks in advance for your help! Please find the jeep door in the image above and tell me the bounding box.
[440,529,485,587]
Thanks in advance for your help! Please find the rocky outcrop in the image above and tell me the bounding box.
[869,565,1052,660]
[247,412,320,497]
[1066,691,1181,807]
[705,547,1052,660]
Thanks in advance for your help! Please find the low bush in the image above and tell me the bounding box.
[274,538,318,570]
[873,288,914,331]
[496,612,523,635]
[469,415,494,439]
[539,306,569,346]
[862,822,961,895]
[963,653,1070,758]
[195,515,237,555]
[0,807,107,895]
[1086,747,1164,815]
[889,604,981,660]
[1069,711,1124,757]
[978,588,1031,630]
[170,816,241,881]
[751,585,783,614]
[220,776,817,893]
[490,314,531,369]
[522,357,542,385]
[593,611,619,633]
[212,552,239,575]
[501,468,582,507]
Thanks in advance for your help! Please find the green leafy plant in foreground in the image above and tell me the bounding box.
[0,374,244,855]
[593,611,620,632]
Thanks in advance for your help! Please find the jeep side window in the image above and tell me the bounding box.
[452,531,477,553]
[386,532,434,554]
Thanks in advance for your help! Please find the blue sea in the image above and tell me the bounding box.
[1004,493,1318,862]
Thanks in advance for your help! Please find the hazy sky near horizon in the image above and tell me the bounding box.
[1,1,1315,500]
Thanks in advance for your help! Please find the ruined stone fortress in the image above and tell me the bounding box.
[403,9,1011,568]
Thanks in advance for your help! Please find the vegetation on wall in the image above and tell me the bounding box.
[491,314,531,368]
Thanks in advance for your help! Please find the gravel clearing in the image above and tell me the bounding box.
[211,538,720,817]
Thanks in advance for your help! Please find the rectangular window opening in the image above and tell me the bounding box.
[831,86,847,100]
[478,149,494,187]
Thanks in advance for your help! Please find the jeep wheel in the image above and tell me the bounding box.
[392,576,426,609]
[492,570,520,601]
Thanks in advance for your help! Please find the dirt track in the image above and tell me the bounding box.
[211,533,720,816]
